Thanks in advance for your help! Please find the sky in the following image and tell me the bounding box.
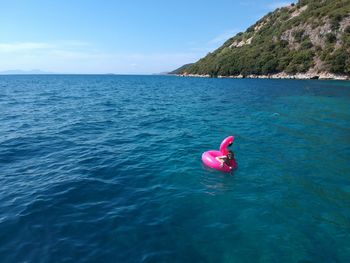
[0,0,295,74]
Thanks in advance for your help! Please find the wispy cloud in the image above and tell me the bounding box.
[0,42,54,52]
[0,41,201,74]
[208,29,240,45]
[268,2,292,10]
[0,41,92,53]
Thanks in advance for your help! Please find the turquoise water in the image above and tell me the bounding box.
[0,75,350,262]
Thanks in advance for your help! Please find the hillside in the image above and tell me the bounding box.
[169,63,194,75]
[172,0,350,79]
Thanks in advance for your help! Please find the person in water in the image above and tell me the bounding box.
[216,150,234,168]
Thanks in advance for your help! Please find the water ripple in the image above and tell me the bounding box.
[0,75,350,262]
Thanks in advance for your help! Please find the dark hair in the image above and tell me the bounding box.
[227,151,234,159]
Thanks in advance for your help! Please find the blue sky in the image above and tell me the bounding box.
[0,0,294,74]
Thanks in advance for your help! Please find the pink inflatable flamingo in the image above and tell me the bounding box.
[202,136,237,173]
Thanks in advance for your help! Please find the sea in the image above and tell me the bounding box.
[1,75,349,262]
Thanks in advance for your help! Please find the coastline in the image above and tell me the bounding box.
[176,72,350,80]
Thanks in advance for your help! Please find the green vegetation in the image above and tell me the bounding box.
[169,63,194,74]
[172,0,350,77]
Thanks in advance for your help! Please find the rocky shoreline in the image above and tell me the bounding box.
[177,72,350,80]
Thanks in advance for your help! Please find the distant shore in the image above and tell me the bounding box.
[176,72,350,80]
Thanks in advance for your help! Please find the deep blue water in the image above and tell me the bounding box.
[1,75,350,262]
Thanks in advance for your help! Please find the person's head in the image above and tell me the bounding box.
[227,151,234,160]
